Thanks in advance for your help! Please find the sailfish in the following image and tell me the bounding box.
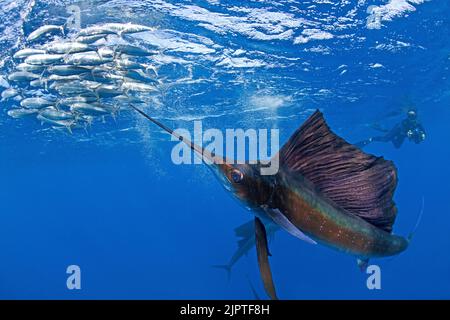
[131,105,409,300]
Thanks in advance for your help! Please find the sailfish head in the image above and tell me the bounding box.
[130,105,274,210]
[210,161,274,209]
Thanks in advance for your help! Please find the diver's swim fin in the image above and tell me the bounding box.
[254,217,278,300]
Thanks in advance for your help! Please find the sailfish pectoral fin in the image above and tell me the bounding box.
[254,217,278,300]
[262,206,317,245]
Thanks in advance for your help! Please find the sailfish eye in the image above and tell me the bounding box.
[230,169,244,183]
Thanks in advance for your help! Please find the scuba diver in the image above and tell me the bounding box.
[356,108,426,149]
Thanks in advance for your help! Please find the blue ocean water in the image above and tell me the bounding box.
[0,0,449,299]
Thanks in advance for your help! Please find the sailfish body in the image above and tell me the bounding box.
[213,111,407,259]
[272,169,407,258]
[131,106,408,299]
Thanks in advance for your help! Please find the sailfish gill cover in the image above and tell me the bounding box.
[0,0,449,299]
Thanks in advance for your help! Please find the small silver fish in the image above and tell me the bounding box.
[40,107,75,121]
[76,34,107,44]
[58,96,98,107]
[44,42,92,54]
[122,81,157,93]
[7,108,39,118]
[64,52,112,66]
[53,83,94,96]
[15,63,46,73]
[82,71,123,83]
[70,102,111,116]
[114,58,143,70]
[111,23,154,35]
[20,97,56,109]
[95,84,123,98]
[47,65,91,76]
[120,69,158,84]
[1,88,20,101]
[76,73,114,85]
[115,45,156,57]
[48,74,82,82]
[25,54,64,65]
[36,114,75,133]
[77,26,116,37]
[29,78,48,88]
[13,48,46,59]
[27,25,64,42]
[78,23,154,37]
[8,71,40,82]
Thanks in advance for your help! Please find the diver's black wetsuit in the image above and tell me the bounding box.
[356,110,426,149]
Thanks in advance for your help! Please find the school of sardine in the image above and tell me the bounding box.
[2,23,160,132]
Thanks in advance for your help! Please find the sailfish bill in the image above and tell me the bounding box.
[130,105,409,299]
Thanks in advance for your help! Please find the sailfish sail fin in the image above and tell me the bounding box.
[278,110,398,233]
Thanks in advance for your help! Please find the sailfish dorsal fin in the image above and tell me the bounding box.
[278,110,398,233]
